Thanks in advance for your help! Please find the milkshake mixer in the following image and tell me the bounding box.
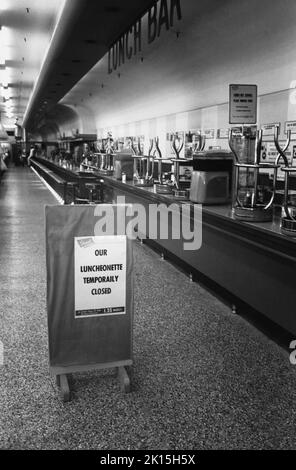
[229,126,279,222]
[152,137,173,194]
[133,137,154,187]
[192,131,206,154]
[99,134,114,175]
[170,133,191,199]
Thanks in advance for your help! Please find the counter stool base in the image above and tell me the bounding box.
[53,362,132,402]
[281,217,296,237]
[234,206,273,222]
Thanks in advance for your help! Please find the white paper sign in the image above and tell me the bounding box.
[74,235,127,318]
[229,84,257,124]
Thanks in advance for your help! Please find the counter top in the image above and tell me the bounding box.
[35,156,296,260]
[33,156,296,336]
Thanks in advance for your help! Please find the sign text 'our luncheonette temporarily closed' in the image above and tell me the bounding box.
[74,236,127,318]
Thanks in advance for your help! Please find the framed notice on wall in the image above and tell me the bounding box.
[229,84,257,124]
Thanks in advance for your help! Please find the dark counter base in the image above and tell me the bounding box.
[141,237,293,351]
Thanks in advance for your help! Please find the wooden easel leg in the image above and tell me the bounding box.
[117,366,131,393]
[56,374,71,402]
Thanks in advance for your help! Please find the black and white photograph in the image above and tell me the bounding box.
[0,0,296,457]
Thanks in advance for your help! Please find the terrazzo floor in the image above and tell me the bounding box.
[0,166,296,450]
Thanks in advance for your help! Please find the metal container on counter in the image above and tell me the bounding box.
[113,152,134,181]
[189,150,233,204]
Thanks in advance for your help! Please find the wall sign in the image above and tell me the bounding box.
[74,236,127,318]
[229,84,257,124]
[217,128,229,139]
[285,121,296,135]
[108,0,182,74]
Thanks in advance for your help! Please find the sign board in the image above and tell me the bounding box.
[204,129,215,139]
[217,128,229,139]
[262,142,293,180]
[285,121,296,135]
[45,205,133,375]
[229,84,257,124]
[262,122,280,136]
[74,236,126,318]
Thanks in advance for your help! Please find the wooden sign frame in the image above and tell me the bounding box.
[45,204,133,401]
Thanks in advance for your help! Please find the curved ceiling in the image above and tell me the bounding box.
[0,0,63,128]
[23,0,157,133]
[0,0,156,132]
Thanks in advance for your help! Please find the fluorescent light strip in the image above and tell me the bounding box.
[30,166,64,205]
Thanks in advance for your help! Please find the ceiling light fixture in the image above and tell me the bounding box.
[3,89,11,100]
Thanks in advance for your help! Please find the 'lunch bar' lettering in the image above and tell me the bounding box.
[108,0,182,74]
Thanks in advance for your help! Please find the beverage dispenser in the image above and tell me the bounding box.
[228,126,279,222]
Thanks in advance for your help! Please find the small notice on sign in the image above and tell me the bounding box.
[74,235,127,318]
[229,84,257,124]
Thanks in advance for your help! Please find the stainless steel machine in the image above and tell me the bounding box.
[97,135,115,175]
[170,131,207,200]
[113,151,134,180]
[189,150,233,204]
[170,133,191,199]
[149,137,172,195]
